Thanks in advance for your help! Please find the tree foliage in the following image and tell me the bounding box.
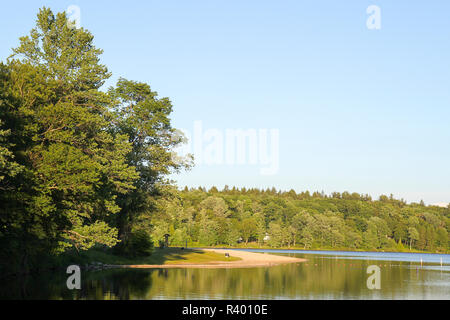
[151,187,449,253]
[0,8,189,273]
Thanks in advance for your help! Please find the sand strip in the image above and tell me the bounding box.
[104,249,306,269]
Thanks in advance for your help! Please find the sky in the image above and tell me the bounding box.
[1,1,449,205]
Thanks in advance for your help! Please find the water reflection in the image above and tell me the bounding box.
[1,252,449,300]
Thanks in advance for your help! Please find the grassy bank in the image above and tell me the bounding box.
[55,247,241,267]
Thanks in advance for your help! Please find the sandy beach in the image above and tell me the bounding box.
[105,249,306,269]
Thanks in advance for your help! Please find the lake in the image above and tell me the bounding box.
[2,249,449,300]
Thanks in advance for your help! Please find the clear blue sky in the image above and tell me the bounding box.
[1,1,449,204]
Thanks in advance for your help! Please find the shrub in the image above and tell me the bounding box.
[115,230,154,257]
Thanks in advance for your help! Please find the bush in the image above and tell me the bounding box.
[115,230,154,257]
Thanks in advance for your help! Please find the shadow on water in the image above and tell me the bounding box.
[1,252,449,300]
[0,268,154,300]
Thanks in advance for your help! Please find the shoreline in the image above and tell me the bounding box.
[197,246,449,256]
[104,248,306,269]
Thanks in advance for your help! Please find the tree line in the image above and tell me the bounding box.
[151,186,449,253]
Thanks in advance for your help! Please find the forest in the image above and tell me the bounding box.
[0,8,191,274]
[0,8,448,276]
[152,186,449,253]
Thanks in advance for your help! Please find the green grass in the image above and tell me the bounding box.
[60,247,241,266]
[148,248,241,265]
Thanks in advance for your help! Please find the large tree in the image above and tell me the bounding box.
[5,7,140,254]
[108,78,192,250]
[0,8,189,272]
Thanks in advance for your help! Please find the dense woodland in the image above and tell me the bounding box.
[0,8,448,275]
[153,187,449,253]
[0,8,191,274]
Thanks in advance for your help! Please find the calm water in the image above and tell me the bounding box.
[2,250,449,300]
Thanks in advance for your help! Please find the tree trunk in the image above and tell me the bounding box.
[21,252,29,275]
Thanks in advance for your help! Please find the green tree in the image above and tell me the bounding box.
[268,222,284,248]
[4,8,139,257]
[1,8,190,273]
[436,227,448,249]
[239,217,258,244]
[407,227,419,250]
[108,78,191,252]
[300,229,313,249]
